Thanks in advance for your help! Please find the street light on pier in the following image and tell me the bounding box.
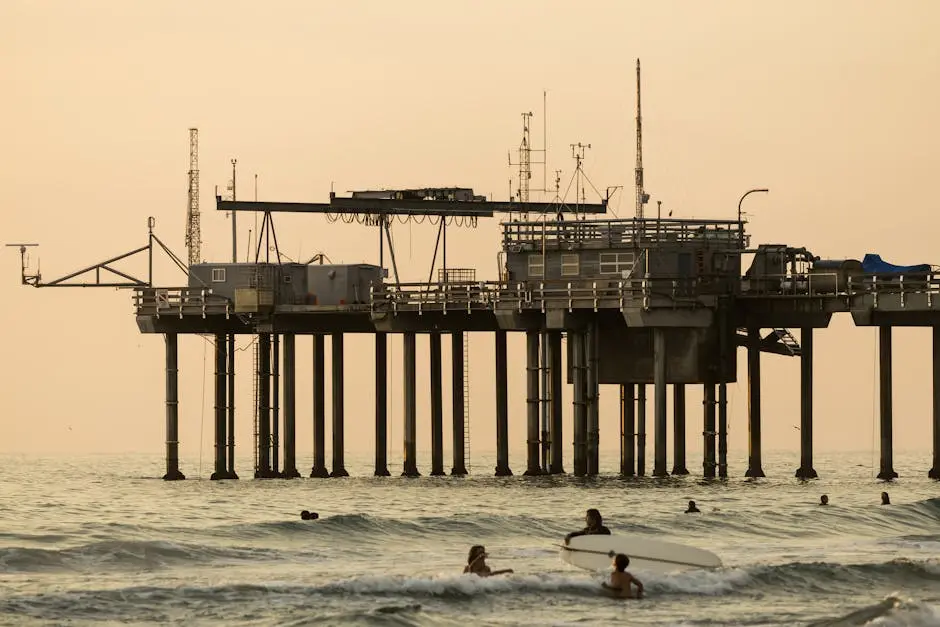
[737,188,769,247]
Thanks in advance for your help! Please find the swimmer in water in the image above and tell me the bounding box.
[881,492,890,505]
[820,495,829,506]
[463,545,513,577]
[603,553,644,599]
[685,500,701,513]
[300,510,319,520]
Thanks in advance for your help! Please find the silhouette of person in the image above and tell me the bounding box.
[685,500,701,513]
[300,510,320,520]
[881,492,890,505]
[820,495,829,506]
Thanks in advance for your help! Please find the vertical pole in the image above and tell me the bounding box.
[745,326,765,477]
[796,328,818,479]
[653,329,668,477]
[718,383,729,478]
[330,332,349,477]
[703,383,716,478]
[672,383,689,475]
[257,333,272,477]
[430,332,445,476]
[211,333,228,479]
[310,334,329,477]
[637,384,647,476]
[540,331,551,473]
[272,334,280,475]
[451,332,468,475]
[586,323,600,475]
[163,333,185,480]
[525,331,542,475]
[621,383,636,476]
[403,332,419,476]
[931,326,940,479]
[282,333,299,478]
[572,331,587,476]
[226,334,237,478]
[549,331,565,474]
[878,326,898,480]
[375,332,390,476]
[495,330,513,476]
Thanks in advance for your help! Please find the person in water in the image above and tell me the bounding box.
[463,545,513,577]
[603,553,644,599]
[565,508,612,544]
[685,500,700,513]
[300,510,319,520]
[819,495,829,506]
[881,492,890,505]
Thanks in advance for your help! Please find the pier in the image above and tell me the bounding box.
[11,189,940,482]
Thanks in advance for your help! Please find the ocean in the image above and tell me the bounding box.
[1,450,938,626]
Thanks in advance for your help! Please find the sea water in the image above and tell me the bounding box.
[1,450,938,626]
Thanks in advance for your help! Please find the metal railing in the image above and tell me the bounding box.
[741,272,940,298]
[133,287,233,318]
[502,217,743,250]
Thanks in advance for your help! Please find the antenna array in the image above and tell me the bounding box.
[185,128,201,266]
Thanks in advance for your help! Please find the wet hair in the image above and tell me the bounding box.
[586,508,602,525]
[300,510,319,520]
[614,553,630,571]
[688,500,696,508]
[468,545,486,565]
[881,492,890,505]
[820,495,829,505]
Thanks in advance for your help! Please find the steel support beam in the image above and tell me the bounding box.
[403,332,420,476]
[745,327,765,478]
[163,333,184,480]
[795,328,818,479]
[430,333,445,476]
[495,330,513,476]
[310,334,329,477]
[877,326,898,480]
[330,333,349,477]
[375,332,390,476]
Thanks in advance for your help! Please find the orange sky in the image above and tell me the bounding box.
[2,1,939,469]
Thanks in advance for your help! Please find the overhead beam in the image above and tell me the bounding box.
[217,197,608,217]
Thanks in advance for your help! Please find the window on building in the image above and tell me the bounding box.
[528,255,544,277]
[561,254,579,276]
[599,252,635,275]
[211,268,226,282]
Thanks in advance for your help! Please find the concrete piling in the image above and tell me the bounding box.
[330,332,349,478]
[430,332,445,476]
[256,333,272,478]
[310,334,329,478]
[403,332,419,477]
[450,332,468,476]
[745,327,765,478]
[282,333,300,478]
[375,332,390,476]
[525,331,542,475]
[703,383,716,478]
[672,384,689,475]
[163,333,184,481]
[795,328,818,479]
[495,330,512,476]
[653,328,668,477]
[621,383,635,476]
[211,332,228,480]
[637,384,647,476]
[549,331,564,474]
[877,326,898,480]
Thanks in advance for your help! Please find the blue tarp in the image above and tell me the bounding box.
[861,253,931,274]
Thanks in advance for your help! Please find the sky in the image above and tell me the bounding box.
[2,1,939,473]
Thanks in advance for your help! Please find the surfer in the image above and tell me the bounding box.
[300,510,319,520]
[602,553,644,599]
[881,492,890,505]
[819,495,829,506]
[685,500,700,513]
[564,508,611,544]
[463,545,513,577]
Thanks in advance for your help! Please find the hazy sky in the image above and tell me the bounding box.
[2,2,939,474]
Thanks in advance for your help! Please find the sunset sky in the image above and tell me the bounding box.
[2,1,938,473]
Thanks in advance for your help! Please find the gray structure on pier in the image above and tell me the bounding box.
[12,187,940,482]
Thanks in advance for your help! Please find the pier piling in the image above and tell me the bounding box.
[495,330,513,476]
[211,333,230,480]
[795,328,818,479]
[282,333,300,478]
[703,383,716,478]
[272,334,280,475]
[572,331,587,476]
[932,327,940,480]
[430,333,445,476]
[256,333,273,478]
[403,332,419,477]
[586,323,600,476]
[672,384,689,475]
[653,329,668,477]
[637,384,647,476]
[226,334,237,478]
[745,327,765,478]
[877,326,898,480]
[621,383,635,476]
[540,331,550,473]
[375,333,390,476]
[524,331,542,475]
[450,332,468,476]
[549,331,565,474]
[310,334,330,478]
[718,383,728,478]
[330,332,349,477]
[163,333,184,481]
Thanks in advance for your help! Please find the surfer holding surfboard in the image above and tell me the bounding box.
[564,508,611,544]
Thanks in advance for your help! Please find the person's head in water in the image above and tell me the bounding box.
[300,510,319,520]
[467,545,487,566]
[820,495,829,506]
[685,500,700,513]
[613,553,630,572]
[881,492,890,505]
[586,508,603,528]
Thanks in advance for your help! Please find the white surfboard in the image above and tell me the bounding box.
[559,534,722,574]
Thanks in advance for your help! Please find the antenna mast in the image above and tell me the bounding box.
[185,128,201,266]
[508,94,548,219]
[635,59,646,219]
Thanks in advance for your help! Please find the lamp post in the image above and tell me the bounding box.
[737,188,768,247]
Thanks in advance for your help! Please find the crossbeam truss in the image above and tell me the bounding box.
[10,218,189,288]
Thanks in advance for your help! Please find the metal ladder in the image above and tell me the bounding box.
[771,328,802,356]
[251,339,260,474]
[462,332,471,472]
